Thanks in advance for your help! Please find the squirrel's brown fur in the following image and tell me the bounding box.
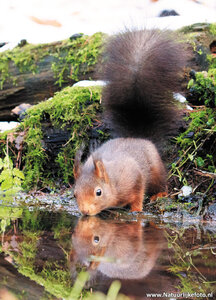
[74,29,187,216]
[74,138,166,215]
[102,29,187,142]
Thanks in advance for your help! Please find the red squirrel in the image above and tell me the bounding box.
[73,29,187,215]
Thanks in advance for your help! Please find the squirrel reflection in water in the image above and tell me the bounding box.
[69,216,165,290]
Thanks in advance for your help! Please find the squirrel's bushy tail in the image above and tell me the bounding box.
[101,29,188,142]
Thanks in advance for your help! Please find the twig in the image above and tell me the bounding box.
[193,168,216,179]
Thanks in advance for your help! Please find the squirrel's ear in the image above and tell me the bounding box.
[73,153,83,180]
[73,162,82,179]
[94,159,109,183]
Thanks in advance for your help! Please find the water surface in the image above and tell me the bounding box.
[0,199,215,299]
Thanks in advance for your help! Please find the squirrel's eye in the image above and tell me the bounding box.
[96,189,102,196]
[94,236,100,243]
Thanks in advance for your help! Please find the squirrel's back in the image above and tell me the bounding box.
[101,29,187,142]
[94,137,166,194]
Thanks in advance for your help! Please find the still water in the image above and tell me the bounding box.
[0,199,215,300]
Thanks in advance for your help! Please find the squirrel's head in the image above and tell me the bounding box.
[74,157,115,216]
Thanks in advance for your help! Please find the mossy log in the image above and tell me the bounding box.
[0,85,110,190]
[0,33,105,121]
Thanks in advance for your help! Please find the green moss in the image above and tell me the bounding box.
[209,23,216,35]
[169,23,216,193]
[51,32,105,86]
[170,67,216,194]
[0,85,103,189]
[207,54,216,70]
[0,32,105,89]
[0,43,49,89]
[187,70,216,107]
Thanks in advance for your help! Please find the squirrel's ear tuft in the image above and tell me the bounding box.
[73,161,82,179]
[93,159,109,183]
[73,145,85,179]
[73,149,82,179]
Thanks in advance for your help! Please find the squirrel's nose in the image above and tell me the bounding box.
[80,204,97,216]
[81,209,89,215]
